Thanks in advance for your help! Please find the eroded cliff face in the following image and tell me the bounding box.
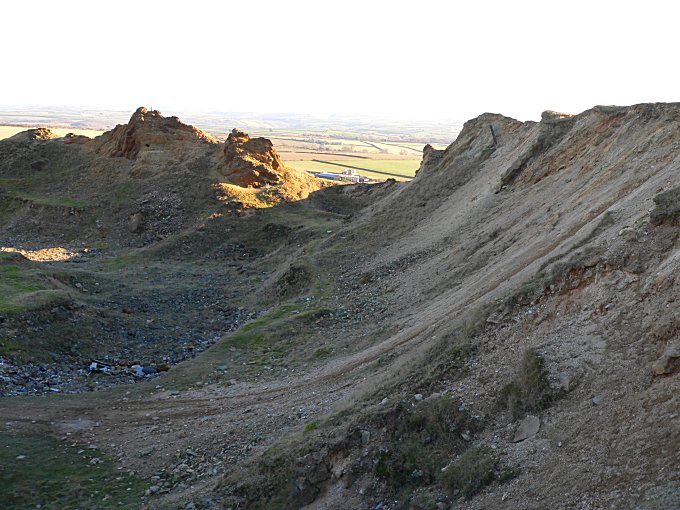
[216,103,680,509]
[278,102,680,510]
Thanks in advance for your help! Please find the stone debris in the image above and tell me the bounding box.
[652,341,680,375]
[513,415,540,442]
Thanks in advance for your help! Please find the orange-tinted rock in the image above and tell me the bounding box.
[220,129,284,188]
[92,107,217,159]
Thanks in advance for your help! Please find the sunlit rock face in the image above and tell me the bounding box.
[92,107,217,160]
[219,128,285,188]
[6,128,59,142]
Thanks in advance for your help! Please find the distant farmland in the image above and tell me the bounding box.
[285,159,418,179]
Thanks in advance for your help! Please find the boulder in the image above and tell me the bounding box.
[513,415,540,442]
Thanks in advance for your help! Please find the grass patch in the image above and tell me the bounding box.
[313,346,331,359]
[374,396,479,491]
[0,432,147,510]
[0,337,21,357]
[223,396,512,508]
[0,177,29,192]
[441,446,497,500]
[104,254,139,270]
[304,421,318,434]
[500,349,554,420]
[8,192,91,208]
[0,261,71,317]
[161,303,327,389]
[0,176,91,208]
[236,303,302,336]
[0,265,47,314]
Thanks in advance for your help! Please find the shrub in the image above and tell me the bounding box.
[500,349,554,420]
[374,396,477,490]
[441,446,497,500]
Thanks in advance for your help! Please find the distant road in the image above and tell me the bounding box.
[311,159,413,179]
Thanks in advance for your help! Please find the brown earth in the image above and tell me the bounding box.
[1,104,679,509]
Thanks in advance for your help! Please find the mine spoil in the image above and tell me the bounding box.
[1,104,679,509]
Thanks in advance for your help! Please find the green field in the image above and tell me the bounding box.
[285,159,419,179]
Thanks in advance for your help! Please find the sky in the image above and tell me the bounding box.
[2,0,679,122]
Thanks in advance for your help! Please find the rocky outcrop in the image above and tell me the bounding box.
[415,143,445,175]
[62,133,91,145]
[219,129,284,187]
[92,107,217,159]
[7,128,59,142]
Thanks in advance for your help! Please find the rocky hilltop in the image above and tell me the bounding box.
[0,104,679,510]
[0,107,325,248]
[92,106,217,159]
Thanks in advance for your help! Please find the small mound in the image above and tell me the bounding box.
[214,163,330,210]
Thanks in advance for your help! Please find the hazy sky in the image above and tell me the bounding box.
[2,0,678,121]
